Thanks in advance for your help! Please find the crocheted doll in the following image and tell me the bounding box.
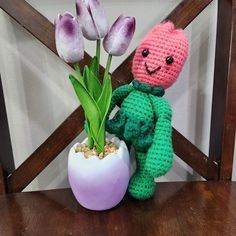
[106,22,188,200]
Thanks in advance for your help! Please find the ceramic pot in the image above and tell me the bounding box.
[68,137,130,211]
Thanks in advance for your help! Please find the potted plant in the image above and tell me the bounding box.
[55,0,136,210]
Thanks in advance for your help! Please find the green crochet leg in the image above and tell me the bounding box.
[145,95,173,177]
[128,152,155,200]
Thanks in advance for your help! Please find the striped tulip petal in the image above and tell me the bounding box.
[76,0,109,40]
[103,15,136,56]
[55,12,84,63]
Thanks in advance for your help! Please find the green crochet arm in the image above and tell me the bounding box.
[107,84,134,118]
[145,94,173,177]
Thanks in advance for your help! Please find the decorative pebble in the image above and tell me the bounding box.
[74,141,118,159]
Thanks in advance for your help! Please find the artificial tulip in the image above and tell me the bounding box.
[55,12,84,63]
[103,15,136,56]
[76,0,109,40]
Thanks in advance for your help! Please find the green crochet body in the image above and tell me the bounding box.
[106,80,173,200]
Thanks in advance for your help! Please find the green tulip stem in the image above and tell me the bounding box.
[96,39,101,74]
[73,63,83,81]
[104,54,112,80]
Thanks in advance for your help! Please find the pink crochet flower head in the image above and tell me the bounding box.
[132,21,188,89]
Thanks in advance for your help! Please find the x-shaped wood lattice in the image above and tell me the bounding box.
[0,0,235,193]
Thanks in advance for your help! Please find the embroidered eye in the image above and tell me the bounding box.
[142,49,149,57]
[166,55,174,64]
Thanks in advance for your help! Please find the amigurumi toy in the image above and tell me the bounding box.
[106,22,189,200]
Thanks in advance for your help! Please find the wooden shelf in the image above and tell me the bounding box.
[1,181,236,235]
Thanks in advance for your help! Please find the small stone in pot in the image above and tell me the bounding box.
[75,141,118,159]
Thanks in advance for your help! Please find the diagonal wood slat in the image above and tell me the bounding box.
[7,107,84,193]
[165,0,213,28]
[173,129,218,180]
[1,0,216,192]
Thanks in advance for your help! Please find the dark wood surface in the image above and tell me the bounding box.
[1,0,219,193]
[173,129,218,180]
[0,76,15,174]
[0,164,6,194]
[209,0,232,162]
[0,181,236,236]
[165,0,213,28]
[209,0,236,181]
[215,0,236,180]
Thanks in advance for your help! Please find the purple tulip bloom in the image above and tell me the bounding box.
[55,12,84,63]
[103,15,136,56]
[76,0,109,40]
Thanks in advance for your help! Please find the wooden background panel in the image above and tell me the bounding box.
[209,0,233,162]
[0,75,15,174]
[173,129,218,180]
[0,163,6,194]
[209,0,236,180]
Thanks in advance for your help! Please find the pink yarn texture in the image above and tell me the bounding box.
[132,21,188,89]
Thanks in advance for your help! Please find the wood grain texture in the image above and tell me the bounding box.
[173,129,218,180]
[216,0,236,180]
[1,182,236,235]
[0,75,15,173]
[165,0,213,28]
[209,0,233,163]
[0,163,6,194]
[2,0,219,192]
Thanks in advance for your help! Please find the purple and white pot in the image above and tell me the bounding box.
[68,137,130,211]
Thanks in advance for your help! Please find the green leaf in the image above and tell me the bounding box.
[83,65,90,91]
[97,74,112,150]
[85,104,104,153]
[90,127,104,153]
[97,74,112,116]
[83,64,102,101]
[73,63,84,87]
[85,117,94,149]
[89,56,102,101]
[85,116,103,153]
[97,123,106,153]
[69,74,101,137]
[90,56,99,79]
[90,71,102,101]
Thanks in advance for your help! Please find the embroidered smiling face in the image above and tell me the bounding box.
[132,22,188,89]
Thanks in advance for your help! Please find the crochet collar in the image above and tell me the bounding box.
[132,80,165,97]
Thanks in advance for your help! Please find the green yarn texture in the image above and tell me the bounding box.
[106,80,173,200]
